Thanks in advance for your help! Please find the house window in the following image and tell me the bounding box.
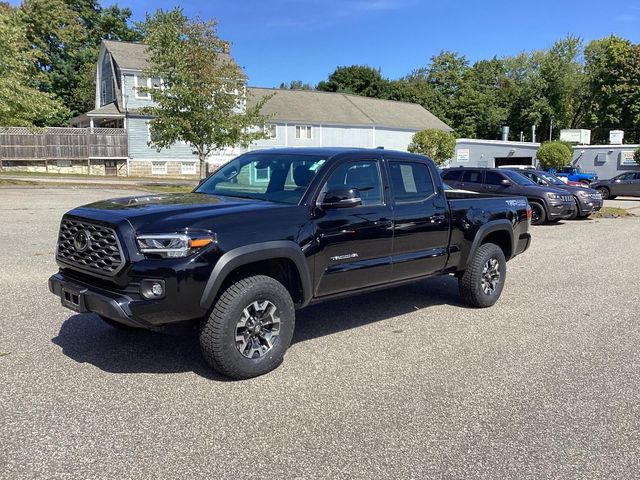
[101,80,107,101]
[151,77,162,89]
[181,162,197,175]
[252,164,271,183]
[151,161,167,175]
[264,124,277,139]
[295,125,312,140]
[134,75,151,99]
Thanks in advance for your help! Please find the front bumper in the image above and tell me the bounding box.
[49,273,148,328]
[49,271,209,329]
[577,196,603,215]
[548,201,577,219]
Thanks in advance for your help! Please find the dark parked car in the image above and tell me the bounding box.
[442,167,576,225]
[49,148,531,379]
[504,168,602,219]
[591,172,640,199]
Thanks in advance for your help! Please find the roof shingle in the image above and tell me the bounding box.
[247,88,451,131]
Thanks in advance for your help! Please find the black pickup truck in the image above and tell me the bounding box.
[49,148,531,379]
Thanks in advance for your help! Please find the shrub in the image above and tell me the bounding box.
[634,147,640,166]
[408,129,456,166]
[537,141,573,170]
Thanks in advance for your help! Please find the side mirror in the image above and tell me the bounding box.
[319,188,362,209]
[500,179,512,186]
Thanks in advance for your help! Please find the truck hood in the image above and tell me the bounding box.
[67,193,293,231]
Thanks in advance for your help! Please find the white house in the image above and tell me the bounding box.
[71,40,452,176]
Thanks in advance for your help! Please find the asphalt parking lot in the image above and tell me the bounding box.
[1,187,639,479]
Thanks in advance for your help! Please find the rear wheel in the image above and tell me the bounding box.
[459,243,507,308]
[199,275,295,379]
[529,201,546,225]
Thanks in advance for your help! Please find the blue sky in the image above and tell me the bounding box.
[18,0,640,86]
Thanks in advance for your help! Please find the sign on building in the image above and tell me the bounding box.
[456,148,470,163]
[620,151,636,166]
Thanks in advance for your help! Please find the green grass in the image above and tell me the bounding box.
[0,177,194,193]
[0,169,197,182]
[592,207,631,218]
[143,184,194,193]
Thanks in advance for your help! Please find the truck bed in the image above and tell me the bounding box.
[444,190,530,272]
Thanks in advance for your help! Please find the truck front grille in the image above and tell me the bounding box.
[561,195,573,202]
[56,217,124,275]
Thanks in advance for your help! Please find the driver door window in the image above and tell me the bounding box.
[322,160,383,206]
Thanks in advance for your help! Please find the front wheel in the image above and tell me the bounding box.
[200,275,295,379]
[459,243,507,308]
[566,199,579,220]
[529,201,546,225]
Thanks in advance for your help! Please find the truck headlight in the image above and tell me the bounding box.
[547,193,561,200]
[576,190,589,198]
[137,233,216,258]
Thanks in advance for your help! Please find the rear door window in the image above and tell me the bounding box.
[462,170,482,183]
[388,161,435,202]
[442,170,462,182]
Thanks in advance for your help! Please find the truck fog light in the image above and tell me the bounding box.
[141,279,165,299]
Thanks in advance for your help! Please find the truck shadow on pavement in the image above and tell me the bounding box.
[52,275,464,379]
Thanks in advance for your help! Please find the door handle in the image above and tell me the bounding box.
[429,214,446,223]
[375,219,393,228]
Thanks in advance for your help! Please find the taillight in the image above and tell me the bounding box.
[526,204,532,224]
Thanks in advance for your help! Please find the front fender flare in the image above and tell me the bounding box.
[199,240,312,310]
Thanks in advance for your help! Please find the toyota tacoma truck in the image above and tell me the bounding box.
[49,148,531,379]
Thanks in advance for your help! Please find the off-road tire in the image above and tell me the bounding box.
[529,201,546,225]
[200,275,295,379]
[459,243,507,308]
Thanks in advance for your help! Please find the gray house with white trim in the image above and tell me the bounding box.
[72,40,451,176]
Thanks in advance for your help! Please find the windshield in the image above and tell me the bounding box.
[538,173,565,186]
[195,153,327,204]
[502,170,537,185]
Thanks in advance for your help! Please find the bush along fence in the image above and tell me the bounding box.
[0,127,128,175]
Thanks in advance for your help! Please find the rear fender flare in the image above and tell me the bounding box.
[466,220,515,267]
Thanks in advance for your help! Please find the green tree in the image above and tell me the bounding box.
[583,36,640,143]
[407,129,456,166]
[141,8,271,179]
[0,4,68,126]
[634,147,640,166]
[20,0,142,122]
[317,65,389,97]
[278,80,313,90]
[536,141,572,169]
[450,58,509,139]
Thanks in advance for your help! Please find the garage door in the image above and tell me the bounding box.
[494,157,533,168]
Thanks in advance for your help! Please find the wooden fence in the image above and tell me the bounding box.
[0,127,127,168]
